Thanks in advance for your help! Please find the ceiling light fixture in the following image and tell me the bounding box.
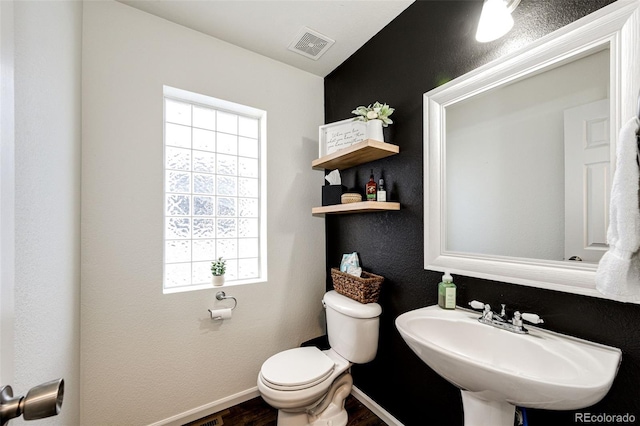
[475,0,521,43]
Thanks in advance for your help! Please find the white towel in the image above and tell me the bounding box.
[595,116,640,301]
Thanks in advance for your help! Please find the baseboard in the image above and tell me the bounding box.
[148,385,404,426]
[147,387,260,426]
[351,386,404,426]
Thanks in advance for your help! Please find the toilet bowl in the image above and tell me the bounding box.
[257,290,382,426]
[258,347,350,411]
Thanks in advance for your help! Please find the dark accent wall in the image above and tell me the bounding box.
[323,1,639,425]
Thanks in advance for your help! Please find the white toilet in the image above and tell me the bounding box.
[257,290,382,426]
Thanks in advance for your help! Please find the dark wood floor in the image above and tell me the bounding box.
[185,394,387,426]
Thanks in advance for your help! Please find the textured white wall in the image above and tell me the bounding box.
[13,1,81,425]
[81,1,326,424]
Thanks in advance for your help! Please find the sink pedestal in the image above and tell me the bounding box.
[461,391,515,426]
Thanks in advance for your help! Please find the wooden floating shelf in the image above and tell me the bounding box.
[312,201,400,215]
[312,139,399,171]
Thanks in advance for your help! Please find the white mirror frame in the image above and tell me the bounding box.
[424,0,640,299]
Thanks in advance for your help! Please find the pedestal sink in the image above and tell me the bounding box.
[395,306,621,426]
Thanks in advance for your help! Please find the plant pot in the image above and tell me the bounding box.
[366,119,385,142]
[212,274,225,287]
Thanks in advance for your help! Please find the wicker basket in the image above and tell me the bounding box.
[341,193,362,204]
[330,268,384,304]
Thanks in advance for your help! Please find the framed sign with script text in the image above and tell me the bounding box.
[319,118,367,157]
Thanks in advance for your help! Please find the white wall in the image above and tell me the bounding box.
[446,49,609,260]
[81,1,326,424]
[13,1,81,424]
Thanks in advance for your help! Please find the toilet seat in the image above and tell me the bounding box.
[261,347,336,391]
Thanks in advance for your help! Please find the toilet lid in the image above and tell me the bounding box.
[261,347,335,389]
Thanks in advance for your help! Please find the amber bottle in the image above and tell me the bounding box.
[366,169,377,201]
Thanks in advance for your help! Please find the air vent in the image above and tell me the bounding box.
[288,27,335,60]
[184,413,223,426]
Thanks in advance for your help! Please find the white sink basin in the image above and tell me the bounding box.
[396,306,621,426]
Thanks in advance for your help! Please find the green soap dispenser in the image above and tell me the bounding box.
[438,273,456,309]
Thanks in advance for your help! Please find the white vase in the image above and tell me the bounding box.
[366,119,385,142]
[212,275,225,287]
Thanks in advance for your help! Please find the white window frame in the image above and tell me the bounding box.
[163,86,267,293]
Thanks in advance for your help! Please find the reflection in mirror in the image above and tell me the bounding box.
[424,0,639,298]
[445,48,610,264]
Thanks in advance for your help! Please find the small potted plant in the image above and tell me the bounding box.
[351,101,394,142]
[211,257,226,287]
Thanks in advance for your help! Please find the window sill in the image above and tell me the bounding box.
[163,277,267,294]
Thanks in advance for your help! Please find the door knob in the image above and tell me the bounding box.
[0,379,63,425]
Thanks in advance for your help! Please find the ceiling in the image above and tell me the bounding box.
[117,0,415,77]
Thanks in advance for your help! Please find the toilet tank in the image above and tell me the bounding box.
[323,290,382,363]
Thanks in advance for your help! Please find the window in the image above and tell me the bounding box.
[163,86,267,292]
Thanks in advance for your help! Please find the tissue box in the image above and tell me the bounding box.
[322,185,346,206]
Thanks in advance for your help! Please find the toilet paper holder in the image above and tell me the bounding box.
[208,291,237,320]
[215,291,237,309]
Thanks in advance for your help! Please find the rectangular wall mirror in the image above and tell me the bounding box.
[424,0,640,299]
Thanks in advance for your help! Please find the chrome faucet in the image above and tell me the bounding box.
[469,300,544,334]
[495,304,507,322]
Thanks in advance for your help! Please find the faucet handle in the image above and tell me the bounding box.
[512,311,523,327]
[469,300,485,310]
[521,313,544,324]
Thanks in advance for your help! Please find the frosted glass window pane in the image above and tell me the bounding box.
[166,171,190,193]
[217,239,237,260]
[166,217,190,239]
[192,239,215,262]
[239,137,258,158]
[163,90,264,290]
[239,238,259,258]
[193,218,214,238]
[193,128,215,152]
[165,99,191,126]
[224,259,238,280]
[239,218,258,238]
[217,133,238,155]
[165,263,191,288]
[217,197,236,216]
[165,240,191,263]
[238,198,258,217]
[166,147,191,171]
[239,116,258,138]
[193,106,216,130]
[239,177,258,197]
[217,154,237,176]
[194,174,215,194]
[194,196,214,216]
[192,261,213,285]
[193,150,216,173]
[217,176,237,196]
[238,157,258,178]
[166,194,190,216]
[217,111,237,134]
[165,123,191,148]
[238,258,259,279]
[217,218,237,238]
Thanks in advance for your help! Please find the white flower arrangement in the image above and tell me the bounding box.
[351,101,395,127]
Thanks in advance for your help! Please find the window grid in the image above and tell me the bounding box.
[163,95,263,291]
